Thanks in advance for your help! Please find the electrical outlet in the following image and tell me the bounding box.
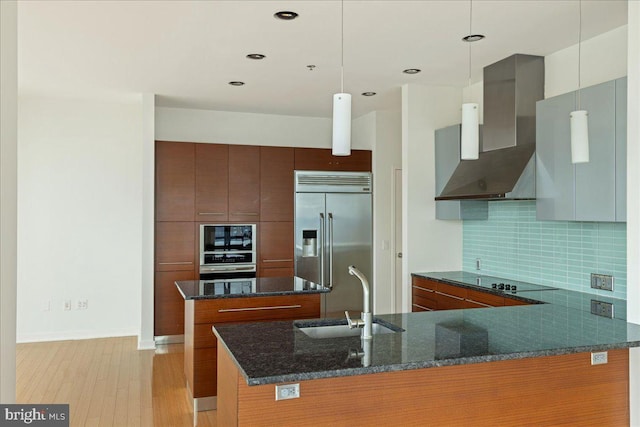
[590,300,614,318]
[42,300,50,312]
[77,299,88,310]
[590,273,614,291]
[275,383,300,401]
[63,300,72,311]
[475,258,481,270]
[591,351,608,365]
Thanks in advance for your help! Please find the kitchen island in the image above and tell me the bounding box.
[213,275,640,426]
[175,276,329,412]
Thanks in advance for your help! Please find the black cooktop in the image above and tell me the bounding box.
[427,272,558,294]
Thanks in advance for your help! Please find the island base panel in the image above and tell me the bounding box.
[218,347,629,426]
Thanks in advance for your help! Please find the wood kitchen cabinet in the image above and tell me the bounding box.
[260,146,294,222]
[411,275,524,312]
[258,222,294,277]
[294,148,372,172]
[195,143,229,222]
[228,145,261,222]
[154,221,196,336]
[154,221,196,272]
[536,77,627,222]
[154,270,194,336]
[155,141,195,222]
[184,294,320,398]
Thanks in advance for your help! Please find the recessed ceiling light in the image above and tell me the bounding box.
[246,54,266,60]
[462,34,485,42]
[228,81,245,86]
[274,11,298,20]
[362,92,377,97]
[403,69,421,74]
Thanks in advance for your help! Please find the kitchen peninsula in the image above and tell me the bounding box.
[175,276,329,412]
[213,272,640,426]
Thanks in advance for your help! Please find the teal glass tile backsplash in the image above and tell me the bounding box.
[463,201,627,299]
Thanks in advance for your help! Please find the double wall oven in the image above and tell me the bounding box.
[199,224,256,279]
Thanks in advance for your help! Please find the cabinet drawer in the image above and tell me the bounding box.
[504,296,531,306]
[436,282,467,299]
[436,292,468,310]
[194,294,320,324]
[259,267,294,278]
[412,304,433,312]
[466,289,504,307]
[413,293,437,311]
[411,276,438,291]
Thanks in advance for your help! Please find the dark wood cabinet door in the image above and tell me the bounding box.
[228,145,260,222]
[294,148,372,172]
[258,222,294,276]
[154,270,195,336]
[155,141,195,221]
[155,221,196,271]
[195,143,229,222]
[260,146,294,222]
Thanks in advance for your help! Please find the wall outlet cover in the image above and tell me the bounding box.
[590,273,614,291]
[275,383,300,401]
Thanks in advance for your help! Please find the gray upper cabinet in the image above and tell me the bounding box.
[434,125,487,220]
[536,77,626,222]
[536,91,575,221]
[575,80,616,221]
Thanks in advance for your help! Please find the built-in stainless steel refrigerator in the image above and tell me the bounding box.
[294,171,372,318]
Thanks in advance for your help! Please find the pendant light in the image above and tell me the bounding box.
[332,0,351,156]
[461,0,481,160]
[570,0,589,164]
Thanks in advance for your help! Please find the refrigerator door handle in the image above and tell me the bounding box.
[319,213,325,287]
[328,212,334,289]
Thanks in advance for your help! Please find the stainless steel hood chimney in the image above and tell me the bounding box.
[436,54,544,201]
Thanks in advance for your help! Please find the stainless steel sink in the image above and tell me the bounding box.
[295,320,403,339]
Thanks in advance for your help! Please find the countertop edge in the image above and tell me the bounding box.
[241,341,640,386]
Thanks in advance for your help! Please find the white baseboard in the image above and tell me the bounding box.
[16,328,139,344]
[137,338,156,350]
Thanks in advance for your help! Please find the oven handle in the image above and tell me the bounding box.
[200,265,256,272]
[319,213,325,287]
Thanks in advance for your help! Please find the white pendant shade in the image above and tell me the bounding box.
[332,93,352,156]
[461,103,479,160]
[570,110,589,163]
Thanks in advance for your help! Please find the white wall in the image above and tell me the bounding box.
[139,94,155,350]
[353,107,402,315]
[0,0,18,404]
[544,25,627,98]
[157,107,356,149]
[626,2,640,424]
[401,84,463,312]
[373,109,402,314]
[17,96,144,342]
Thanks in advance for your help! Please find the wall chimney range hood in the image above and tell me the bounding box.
[436,54,544,201]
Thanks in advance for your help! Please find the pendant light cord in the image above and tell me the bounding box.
[341,0,344,93]
[468,0,473,89]
[577,0,582,109]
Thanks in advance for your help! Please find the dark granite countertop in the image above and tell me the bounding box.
[213,305,640,386]
[175,276,330,300]
[212,271,640,386]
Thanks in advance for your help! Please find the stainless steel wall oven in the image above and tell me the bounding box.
[199,224,256,279]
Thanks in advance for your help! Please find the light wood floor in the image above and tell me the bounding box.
[16,336,217,427]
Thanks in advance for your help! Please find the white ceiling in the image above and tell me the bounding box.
[17,0,628,118]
